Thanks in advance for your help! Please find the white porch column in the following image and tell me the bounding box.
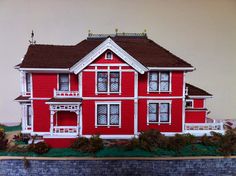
[75,110,80,135]
[50,110,55,135]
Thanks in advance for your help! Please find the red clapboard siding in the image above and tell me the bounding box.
[185,111,206,123]
[82,100,134,135]
[32,73,57,97]
[44,138,76,148]
[138,72,184,97]
[33,100,50,132]
[54,112,77,126]
[70,74,78,91]
[138,99,183,132]
[193,99,204,108]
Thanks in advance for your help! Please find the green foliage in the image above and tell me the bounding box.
[167,134,187,153]
[0,128,8,150]
[125,138,140,151]
[138,129,167,152]
[201,132,222,146]
[71,135,103,153]
[218,129,236,156]
[28,142,50,154]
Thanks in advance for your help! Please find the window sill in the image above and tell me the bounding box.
[95,125,121,128]
[148,91,172,93]
[147,122,171,125]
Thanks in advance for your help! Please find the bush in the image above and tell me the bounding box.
[71,135,103,153]
[13,133,30,144]
[168,134,187,153]
[125,138,140,151]
[201,132,222,146]
[138,129,167,151]
[71,137,89,151]
[88,135,104,153]
[0,128,8,150]
[28,142,50,154]
[218,129,236,156]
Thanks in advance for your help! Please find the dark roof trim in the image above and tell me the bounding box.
[15,95,30,102]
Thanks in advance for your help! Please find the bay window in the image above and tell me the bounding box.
[149,72,170,92]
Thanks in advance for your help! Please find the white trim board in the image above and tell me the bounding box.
[70,38,148,74]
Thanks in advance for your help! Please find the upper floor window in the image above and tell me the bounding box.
[25,73,31,92]
[186,99,193,108]
[59,74,69,91]
[96,103,120,127]
[105,51,113,60]
[97,72,120,93]
[149,72,170,92]
[148,102,171,124]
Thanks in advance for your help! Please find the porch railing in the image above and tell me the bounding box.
[53,126,78,134]
[184,123,224,135]
[54,89,80,97]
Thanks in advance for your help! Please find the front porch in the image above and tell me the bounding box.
[46,98,82,136]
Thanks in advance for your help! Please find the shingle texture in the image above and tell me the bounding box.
[186,83,212,96]
[20,35,193,68]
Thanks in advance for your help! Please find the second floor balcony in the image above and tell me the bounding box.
[54,89,80,98]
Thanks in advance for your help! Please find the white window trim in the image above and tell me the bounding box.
[147,100,172,125]
[21,72,31,96]
[96,66,121,95]
[186,99,194,108]
[105,51,113,60]
[57,73,71,91]
[95,102,121,128]
[147,72,172,93]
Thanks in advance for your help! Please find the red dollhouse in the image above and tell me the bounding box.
[15,33,224,147]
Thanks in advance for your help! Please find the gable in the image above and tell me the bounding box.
[70,38,148,74]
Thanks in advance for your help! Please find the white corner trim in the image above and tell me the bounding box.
[70,38,148,74]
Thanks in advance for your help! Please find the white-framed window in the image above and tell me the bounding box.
[97,72,120,93]
[185,99,193,108]
[26,105,32,126]
[147,101,171,124]
[95,102,121,127]
[59,74,69,91]
[25,73,31,92]
[105,51,113,60]
[148,72,171,92]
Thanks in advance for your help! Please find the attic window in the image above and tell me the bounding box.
[105,51,113,60]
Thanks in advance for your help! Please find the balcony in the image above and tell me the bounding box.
[184,123,224,136]
[53,126,79,135]
[54,89,80,98]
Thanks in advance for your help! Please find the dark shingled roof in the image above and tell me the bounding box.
[20,35,193,68]
[47,98,82,103]
[186,83,212,96]
[15,95,30,101]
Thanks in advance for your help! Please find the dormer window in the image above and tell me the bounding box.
[105,51,113,60]
[59,74,69,91]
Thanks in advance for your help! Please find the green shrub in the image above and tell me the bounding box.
[168,134,187,153]
[0,128,8,150]
[71,135,103,153]
[138,129,167,151]
[125,138,140,151]
[201,132,222,146]
[71,137,89,151]
[88,135,104,153]
[218,129,236,156]
[28,142,50,154]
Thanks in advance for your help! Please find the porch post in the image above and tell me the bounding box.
[50,110,55,135]
[76,110,79,135]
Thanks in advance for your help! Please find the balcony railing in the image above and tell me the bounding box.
[54,89,80,97]
[53,126,78,135]
[184,123,224,135]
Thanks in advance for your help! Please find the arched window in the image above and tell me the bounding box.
[105,51,113,60]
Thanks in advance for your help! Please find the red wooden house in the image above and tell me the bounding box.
[15,33,224,147]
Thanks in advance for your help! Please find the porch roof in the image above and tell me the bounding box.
[46,98,82,104]
[14,95,30,102]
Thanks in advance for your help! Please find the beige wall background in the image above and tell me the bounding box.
[0,0,235,123]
